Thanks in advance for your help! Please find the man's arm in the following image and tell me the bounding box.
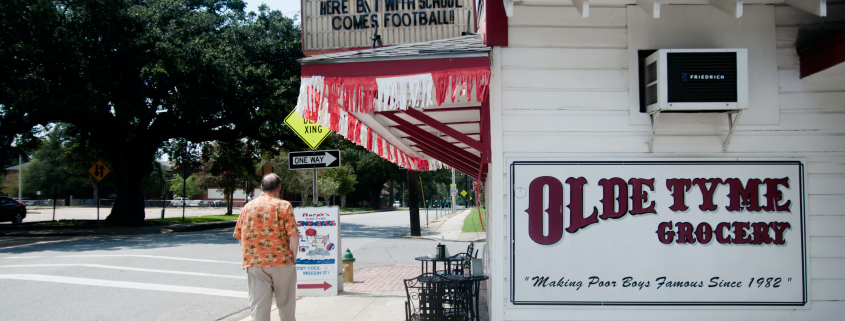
[289,236,299,262]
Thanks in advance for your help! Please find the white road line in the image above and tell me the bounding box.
[4,256,43,259]
[0,264,246,279]
[0,274,248,298]
[0,240,70,250]
[57,254,241,265]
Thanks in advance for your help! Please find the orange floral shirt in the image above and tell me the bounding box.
[233,194,299,269]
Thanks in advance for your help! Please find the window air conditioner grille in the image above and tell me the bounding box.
[666,52,737,103]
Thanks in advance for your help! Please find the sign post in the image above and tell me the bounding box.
[88,161,110,221]
[288,150,341,206]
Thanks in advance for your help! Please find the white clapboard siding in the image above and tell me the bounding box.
[807,174,845,196]
[501,89,630,111]
[810,258,845,279]
[775,5,845,27]
[777,47,799,69]
[504,132,845,154]
[807,159,845,175]
[502,48,628,69]
[775,26,798,48]
[811,279,845,300]
[508,27,628,48]
[501,69,628,90]
[810,237,845,258]
[809,216,845,237]
[779,92,845,111]
[779,69,845,93]
[502,110,845,133]
[807,195,845,216]
[508,6,627,27]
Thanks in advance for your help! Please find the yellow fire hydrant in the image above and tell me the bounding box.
[342,249,356,283]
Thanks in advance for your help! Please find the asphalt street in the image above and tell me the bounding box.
[0,209,470,320]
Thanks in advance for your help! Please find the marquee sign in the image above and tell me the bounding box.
[302,0,475,53]
[509,160,806,306]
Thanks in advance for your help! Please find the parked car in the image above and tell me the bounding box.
[393,201,401,207]
[170,197,188,207]
[188,200,207,207]
[211,200,225,207]
[0,197,27,224]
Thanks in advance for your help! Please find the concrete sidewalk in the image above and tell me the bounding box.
[405,208,486,242]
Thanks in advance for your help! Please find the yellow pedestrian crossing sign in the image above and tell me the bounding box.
[88,160,110,182]
[461,190,467,197]
[284,111,333,150]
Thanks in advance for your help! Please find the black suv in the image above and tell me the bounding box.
[0,196,26,224]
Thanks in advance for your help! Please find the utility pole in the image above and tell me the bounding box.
[407,170,420,236]
[18,155,21,201]
[451,168,456,214]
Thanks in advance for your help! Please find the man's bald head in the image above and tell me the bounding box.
[261,173,281,192]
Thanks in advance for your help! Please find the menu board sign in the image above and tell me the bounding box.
[509,160,807,306]
[302,0,475,53]
[295,206,341,296]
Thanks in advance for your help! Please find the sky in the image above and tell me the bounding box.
[245,0,302,21]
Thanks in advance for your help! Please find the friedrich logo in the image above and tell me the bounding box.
[682,73,725,82]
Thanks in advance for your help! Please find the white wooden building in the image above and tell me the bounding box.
[296,0,845,319]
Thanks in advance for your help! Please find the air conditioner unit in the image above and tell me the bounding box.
[644,49,748,113]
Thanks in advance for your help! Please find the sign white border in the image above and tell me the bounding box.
[508,160,808,306]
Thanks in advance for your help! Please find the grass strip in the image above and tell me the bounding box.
[148,215,238,224]
[461,207,486,233]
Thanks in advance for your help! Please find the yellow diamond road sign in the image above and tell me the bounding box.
[461,190,467,197]
[284,111,333,150]
[88,160,110,182]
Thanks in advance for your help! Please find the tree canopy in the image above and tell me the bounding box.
[0,0,303,225]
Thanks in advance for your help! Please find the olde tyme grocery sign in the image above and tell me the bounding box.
[302,0,475,53]
[509,161,806,306]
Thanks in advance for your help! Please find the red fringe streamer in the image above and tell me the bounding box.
[431,67,490,106]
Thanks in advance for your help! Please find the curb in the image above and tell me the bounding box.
[0,220,236,237]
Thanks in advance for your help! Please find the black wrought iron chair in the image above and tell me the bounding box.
[404,273,470,321]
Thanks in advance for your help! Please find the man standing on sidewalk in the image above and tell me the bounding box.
[234,173,299,321]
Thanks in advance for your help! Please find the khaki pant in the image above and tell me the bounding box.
[247,265,297,321]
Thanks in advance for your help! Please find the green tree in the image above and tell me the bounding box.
[170,174,201,198]
[21,124,109,200]
[142,161,168,199]
[321,165,356,208]
[317,175,339,206]
[341,147,404,209]
[198,141,260,214]
[0,0,303,225]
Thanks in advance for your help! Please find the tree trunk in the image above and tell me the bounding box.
[340,195,346,209]
[105,138,155,226]
[227,189,234,215]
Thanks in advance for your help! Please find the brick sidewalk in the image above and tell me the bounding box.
[343,265,421,292]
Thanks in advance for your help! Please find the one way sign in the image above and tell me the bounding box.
[288,150,341,170]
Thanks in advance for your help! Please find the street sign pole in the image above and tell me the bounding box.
[451,168,456,214]
[52,185,57,222]
[182,167,188,223]
[312,168,318,206]
[96,184,99,221]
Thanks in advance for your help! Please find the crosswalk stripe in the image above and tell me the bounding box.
[0,274,249,298]
[57,254,241,265]
[0,264,246,279]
